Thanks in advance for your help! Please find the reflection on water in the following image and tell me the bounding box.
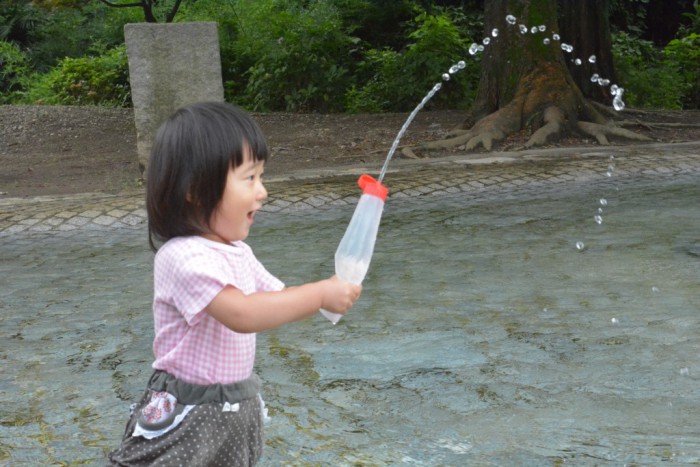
[1,174,699,465]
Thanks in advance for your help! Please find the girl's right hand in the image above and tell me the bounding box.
[320,276,362,314]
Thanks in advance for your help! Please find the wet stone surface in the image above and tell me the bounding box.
[2,142,700,464]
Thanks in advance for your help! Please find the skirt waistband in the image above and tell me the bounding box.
[147,370,261,405]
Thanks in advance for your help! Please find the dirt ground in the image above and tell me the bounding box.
[1,104,699,198]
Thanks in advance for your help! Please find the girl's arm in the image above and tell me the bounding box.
[205,276,361,333]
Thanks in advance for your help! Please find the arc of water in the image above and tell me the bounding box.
[378,82,443,183]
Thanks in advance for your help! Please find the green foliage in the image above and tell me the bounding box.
[0,40,32,102]
[19,44,130,107]
[0,1,44,45]
[225,0,355,112]
[678,0,700,37]
[329,0,420,50]
[346,10,478,113]
[609,0,649,36]
[29,2,141,72]
[4,0,694,112]
[665,33,700,108]
[612,32,686,109]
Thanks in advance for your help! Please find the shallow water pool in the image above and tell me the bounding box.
[1,170,699,465]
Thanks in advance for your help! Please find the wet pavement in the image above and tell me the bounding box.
[2,141,699,238]
[2,140,700,465]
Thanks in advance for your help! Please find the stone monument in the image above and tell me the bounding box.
[124,22,224,177]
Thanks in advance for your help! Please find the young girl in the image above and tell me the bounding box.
[108,102,361,465]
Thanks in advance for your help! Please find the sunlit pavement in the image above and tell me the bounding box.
[2,141,699,239]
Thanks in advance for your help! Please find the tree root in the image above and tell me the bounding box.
[576,121,652,145]
[523,106,563,148]
[406,104,654,157]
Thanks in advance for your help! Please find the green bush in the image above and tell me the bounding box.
[612,32,686,109]
[0,40,31,102]
[225,0,354,112]
[346,10,479,113]
[664,33,700,109]
[20,44,130,106]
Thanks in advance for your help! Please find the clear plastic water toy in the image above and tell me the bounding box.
[320,174,389,324]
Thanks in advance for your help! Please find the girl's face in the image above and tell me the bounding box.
[204,147,267,244]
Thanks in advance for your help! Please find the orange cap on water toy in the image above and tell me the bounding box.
[358,174,389,201]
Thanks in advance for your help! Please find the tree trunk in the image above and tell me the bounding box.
[559,0,616,104]
[412,0,649,154]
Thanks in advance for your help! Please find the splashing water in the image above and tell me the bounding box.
[613,87,626,111]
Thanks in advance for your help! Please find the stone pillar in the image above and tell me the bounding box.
[124,22,224,177]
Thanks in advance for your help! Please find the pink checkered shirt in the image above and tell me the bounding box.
[151,236,284,385]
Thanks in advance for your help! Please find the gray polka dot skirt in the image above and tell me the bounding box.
[107,371,264,466]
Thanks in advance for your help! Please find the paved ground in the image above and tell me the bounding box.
[1,141,699,238]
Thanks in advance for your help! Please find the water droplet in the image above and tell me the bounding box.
[610,84,619,96]
[680,367,690,376]
[457,60,466,69]
[519,24,528,34]
[506,15,517,25]
[599,198,608,206]
[599,78,610,86]
[531,26,538,34]
[543,38,550,45]
[590,73,600,83]
[588,55,597,63]
[492,28,499,37]
[594,215,603,224]
[611,317,619,324]
[552,33,560,41]
[442,73,450,81]
[449,65,459,74]
[652,286,660,293]
[613,88,625,111]
[539,25,546,32]
[561,43,573,53]
[606,171,613,177]
[469,43,479,55]
[482,37,491,45]
[433,83,442,92]
[576,241,585,250]
[608,164,615,172]
[477,44,485,52]
[574,58,582,65]
[598,207,603,213]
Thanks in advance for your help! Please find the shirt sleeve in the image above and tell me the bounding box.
[158,240,285,327]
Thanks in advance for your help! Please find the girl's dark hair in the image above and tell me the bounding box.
[146,102,268,251]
